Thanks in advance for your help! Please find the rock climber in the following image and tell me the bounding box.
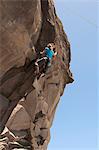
[35,43,57,76]
[45,43,57,66]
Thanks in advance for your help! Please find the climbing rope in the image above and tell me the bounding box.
[63,6,98,28]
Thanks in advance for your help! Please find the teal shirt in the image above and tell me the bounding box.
[45,47,54,59]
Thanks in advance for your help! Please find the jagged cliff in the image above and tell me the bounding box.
[0,0,73,149]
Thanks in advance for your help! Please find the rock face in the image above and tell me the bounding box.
[0,0,73,149]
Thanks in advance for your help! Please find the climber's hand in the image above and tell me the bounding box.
[40,50,45,54]
[44,57,48,60]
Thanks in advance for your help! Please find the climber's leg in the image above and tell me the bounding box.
[44,58,51,72]
[39,58,48,78]
[47,61,51,67]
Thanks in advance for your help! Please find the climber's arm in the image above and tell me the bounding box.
[54,51,57,56]
[53,48,57,56]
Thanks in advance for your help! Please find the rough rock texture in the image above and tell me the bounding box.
[0,0,74,149]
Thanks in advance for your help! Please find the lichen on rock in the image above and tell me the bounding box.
[0,0,74,149]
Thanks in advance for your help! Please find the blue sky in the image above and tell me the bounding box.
[48,0,98,150]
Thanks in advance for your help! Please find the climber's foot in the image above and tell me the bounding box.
[40,73,45,78]
[35,62,39,74]
[23,92,28,99]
